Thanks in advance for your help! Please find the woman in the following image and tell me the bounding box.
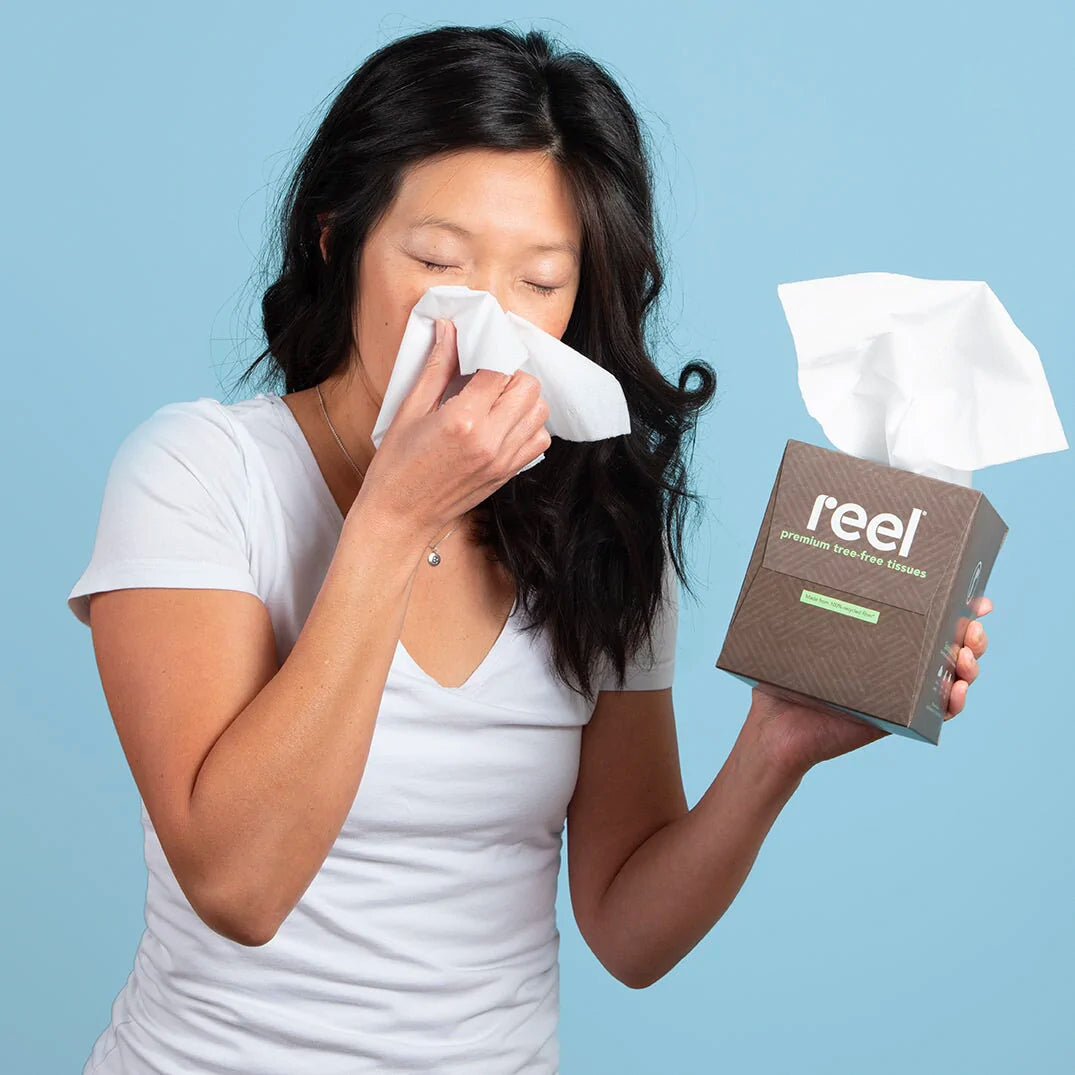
[67,24,992,1074]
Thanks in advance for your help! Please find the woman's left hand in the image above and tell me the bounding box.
[745,596,994,778]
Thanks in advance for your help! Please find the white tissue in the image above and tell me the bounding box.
[371,285,632,474]
[776,272,1068,486]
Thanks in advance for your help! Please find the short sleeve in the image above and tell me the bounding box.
[597,552,679,692]
[66,398,261,627]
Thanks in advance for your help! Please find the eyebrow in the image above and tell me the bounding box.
[408,215,580,260]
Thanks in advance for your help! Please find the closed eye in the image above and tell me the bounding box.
[418,260,560,297]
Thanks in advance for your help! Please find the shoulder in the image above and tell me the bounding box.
[101,396,256,533]
[119,396,245,454]
[67,397,263,628]
[113,396,249,487]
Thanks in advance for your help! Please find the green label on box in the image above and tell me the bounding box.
[799,589,880,623]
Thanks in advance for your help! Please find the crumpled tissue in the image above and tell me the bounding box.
[776,272,1068,486]
[371,285,631,473]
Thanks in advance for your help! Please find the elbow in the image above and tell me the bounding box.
[599,948,666,990]
[200,899,280,947]
[618,966,662,990]
[584,922,667,990]
[210,908,280,948]
[166,826,286,946]
[186,873,283,948]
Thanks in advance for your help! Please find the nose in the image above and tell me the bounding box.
[466,275,508,311]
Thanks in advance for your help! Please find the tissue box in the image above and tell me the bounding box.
[715,439,1008,745]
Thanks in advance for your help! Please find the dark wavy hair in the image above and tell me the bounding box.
[232,24,718,701]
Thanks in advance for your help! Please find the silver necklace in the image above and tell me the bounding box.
[315,383,460,566]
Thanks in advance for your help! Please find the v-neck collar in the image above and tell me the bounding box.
[394,592,519,692]
[261,392,346,529]
[260,391,518,692]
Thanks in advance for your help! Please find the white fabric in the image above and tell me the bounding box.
[66,393,677,1075]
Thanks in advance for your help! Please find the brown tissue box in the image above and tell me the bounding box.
[715,439,1008,744]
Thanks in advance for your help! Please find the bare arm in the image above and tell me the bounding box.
[186,491,430,943]
[568,688,802,988]
[90,489,429,947]
[592,718,801,988]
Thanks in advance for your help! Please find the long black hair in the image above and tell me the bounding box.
[232,24,718,701]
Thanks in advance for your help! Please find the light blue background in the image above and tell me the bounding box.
[5,2,1072,1072]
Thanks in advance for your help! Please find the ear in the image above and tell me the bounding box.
[316,212,330,263]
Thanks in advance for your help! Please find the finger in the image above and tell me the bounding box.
[965,619,989,660]
[969,594,993,618]
[399,318,462,418]
[490,378,549,465]
[506,424,552,478]
[955,645,979,684]
[459,365,521,412]
[945,679,968,719]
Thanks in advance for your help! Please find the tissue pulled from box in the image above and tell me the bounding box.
[776,272,1068,486]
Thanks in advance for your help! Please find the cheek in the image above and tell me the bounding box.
[511,288,577,340]
[355,271,428,375]
[537,295,577,341]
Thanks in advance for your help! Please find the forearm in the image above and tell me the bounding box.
[594,721,805,988]
[189,490,429,942]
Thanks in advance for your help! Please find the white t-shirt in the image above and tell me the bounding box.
[67,392,677,1075]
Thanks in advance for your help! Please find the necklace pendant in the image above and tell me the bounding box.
[427,549,441,566]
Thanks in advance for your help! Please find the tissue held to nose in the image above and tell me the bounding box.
[370,285,632,476]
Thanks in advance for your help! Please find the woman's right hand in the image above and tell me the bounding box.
[359,317,551,536]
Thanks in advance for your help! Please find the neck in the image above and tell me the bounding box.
[317,369,380,477]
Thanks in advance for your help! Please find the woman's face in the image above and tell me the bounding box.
[345,147,583,404]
